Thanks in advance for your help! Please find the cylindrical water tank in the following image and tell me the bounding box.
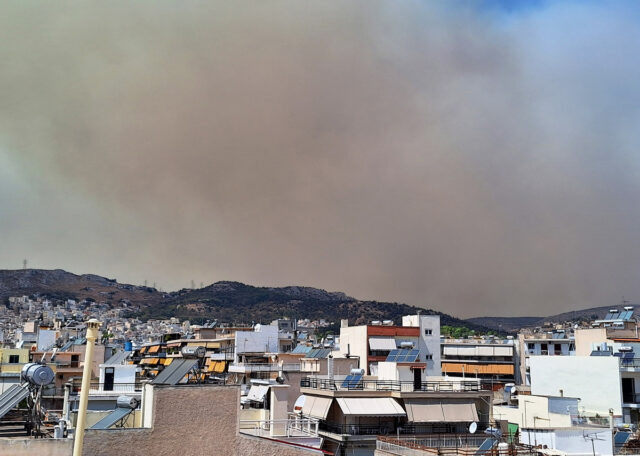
[181,346,206,358]
[350,368,365,375]
[21,363,55,386]
[116,396,139,409]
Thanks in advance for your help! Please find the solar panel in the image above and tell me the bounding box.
[0,385,29,420]
[475,438,497,455]
[386,348,420,362]
[604,312,614,321]
[341,374,363,389]
[152,358,198,385]
[615,432,631,446]
[621,311,634,321]
[91,407,133,430]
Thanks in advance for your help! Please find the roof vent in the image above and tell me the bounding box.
[371,321,382,325]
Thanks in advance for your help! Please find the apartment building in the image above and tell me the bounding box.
[441,337,518,385]
[336,314,441,376]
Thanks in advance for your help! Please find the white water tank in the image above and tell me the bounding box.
[21,363,54,386]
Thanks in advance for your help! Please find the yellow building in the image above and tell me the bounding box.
[0,348,30,394]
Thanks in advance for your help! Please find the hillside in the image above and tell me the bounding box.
[0,269,163,307]
[467,305,631,332]
[0,269,487,330]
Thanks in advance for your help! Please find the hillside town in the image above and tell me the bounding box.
[1,293,640,456]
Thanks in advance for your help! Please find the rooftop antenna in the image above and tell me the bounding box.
[23,259,27,270]
[191,280,195,289]
[144,280,148,287]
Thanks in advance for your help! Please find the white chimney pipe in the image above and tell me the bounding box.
[72,319,101,456]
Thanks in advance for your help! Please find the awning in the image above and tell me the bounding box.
[246,385,270,402]
[336,398,405,417]
[166,342,181,348]
[148,346,160,354]
[404,401,478,422]
[442,403,478,422]
[205,342,221,349]
[187,342,205,348]
[302,396,333,419]
[204,359,227,373]
[441,362,514,375]
[161,358,173,366]
[369,337,397,351]
[140,358,160,365]
[404,401,445,422]
[139,346,147,354]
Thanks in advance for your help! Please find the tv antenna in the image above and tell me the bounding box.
[23,259,27,270]
[583,430,605,456]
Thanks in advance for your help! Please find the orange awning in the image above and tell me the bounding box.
[148,346,160,354]
[442,362,514,375]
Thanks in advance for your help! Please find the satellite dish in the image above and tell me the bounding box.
[469,422,478,434]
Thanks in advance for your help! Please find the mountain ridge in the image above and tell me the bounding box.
[0,269,487,330]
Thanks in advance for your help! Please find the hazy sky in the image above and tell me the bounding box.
[2,1,640,318]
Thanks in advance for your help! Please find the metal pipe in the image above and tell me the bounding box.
[72,319,101,456]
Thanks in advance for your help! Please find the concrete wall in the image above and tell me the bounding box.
[575,328,608,356]
[235,325,279,360]
[82,384,316,456]
[521,428,613,456]
[0,438,73,456]
[493,395,574,429]
[530,356,622,416]
[405,315,441,376]
[336,325,368,370]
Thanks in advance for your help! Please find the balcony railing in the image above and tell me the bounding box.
[229,363,301,373]
[69,381,143,395]
[300,377,488,392]
[239,414,319,438]
[620,359,640,369]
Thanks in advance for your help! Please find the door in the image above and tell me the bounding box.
[104,367,115,391]
[622,377,635,403]
[413,368,422,391]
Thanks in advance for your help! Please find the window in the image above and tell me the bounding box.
[527,343,535,350]
[8,355,19,364]
[424,329,432,335]
[70,355,80,368]
[425,354,433,360]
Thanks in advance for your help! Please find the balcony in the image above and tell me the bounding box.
[300,377,489,393]
[620,359,640,371]
[239,414,319,438]
[229,363,301,373]
[69,380,144,395]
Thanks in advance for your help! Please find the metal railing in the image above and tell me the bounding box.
[69,381,143,395]
[377,437,535,456]
[300,377,487,392]
[319,422,488,437]
[619,359,640,369]
[229,363,301,372]
[239,415,319,438]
